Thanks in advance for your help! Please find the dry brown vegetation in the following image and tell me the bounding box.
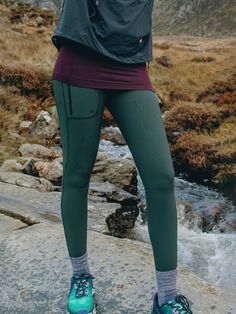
[0,2,235,197]
[163,71,236,191]
[150,36,236,196]
[0,63,52,100]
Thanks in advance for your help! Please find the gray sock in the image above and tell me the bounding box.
[156,268,177,307]
[70,251,91,276]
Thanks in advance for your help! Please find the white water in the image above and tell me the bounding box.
[178,226,236,292]
[98,129,236,293]
[130,220,236,294]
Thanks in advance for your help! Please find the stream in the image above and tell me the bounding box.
[99,127,236,294]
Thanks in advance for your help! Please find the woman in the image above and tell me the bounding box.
[51,1,193,313]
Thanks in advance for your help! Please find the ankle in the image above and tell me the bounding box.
[155,268,177,307]
[70,251,91,276]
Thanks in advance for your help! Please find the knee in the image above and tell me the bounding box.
[62,168,91,190]
[144,169,175,193]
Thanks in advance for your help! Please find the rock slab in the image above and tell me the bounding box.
[0,221,235,314]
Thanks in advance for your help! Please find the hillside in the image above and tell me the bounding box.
[14,0,236,37]
[153,0,236,37]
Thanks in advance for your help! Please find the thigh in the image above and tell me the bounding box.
[52,80,106,186]
[106,90,175,187]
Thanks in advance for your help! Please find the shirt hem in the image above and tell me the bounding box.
[51,74,156,93]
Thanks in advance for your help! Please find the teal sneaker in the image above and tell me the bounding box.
[67,272,96,314]
[152,292,193,314]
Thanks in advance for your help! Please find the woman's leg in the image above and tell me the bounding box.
[106,89,177,305]
[52,80,105,271]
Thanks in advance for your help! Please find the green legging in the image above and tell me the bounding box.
[52,79,177,271]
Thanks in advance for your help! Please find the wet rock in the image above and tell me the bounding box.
[105,204,139,238]
[0,171,53,192]
[180,201,236,233]
[92,152,138,195]
[217,213,236,233]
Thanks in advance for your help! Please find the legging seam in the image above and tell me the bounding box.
[61,82,70,206]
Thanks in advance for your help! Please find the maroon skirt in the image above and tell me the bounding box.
[51,39,155,92]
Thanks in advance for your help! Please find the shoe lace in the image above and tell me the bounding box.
[170,294,193,314]
[73,273,95,298]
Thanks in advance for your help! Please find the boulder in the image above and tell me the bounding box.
[0,171,53,192]
[21,157,41,176]
[88,181,140,237]
[89,181,139,205]
[0,159,24,172]
[34,159,63,185]
[18,143,60,159]
[179,200,236,233]
[92,152,138,195]
[29,109,58,140]
[100,126,126,145]
[105,204,139,238]
[47,105,59,123]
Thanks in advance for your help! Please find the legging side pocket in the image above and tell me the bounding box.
[62,83,100,119]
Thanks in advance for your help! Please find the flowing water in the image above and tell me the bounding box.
[98,127,236,293]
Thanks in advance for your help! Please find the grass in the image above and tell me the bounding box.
[0,2,235,198]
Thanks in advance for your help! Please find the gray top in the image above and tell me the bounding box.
[51,0,154,64]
